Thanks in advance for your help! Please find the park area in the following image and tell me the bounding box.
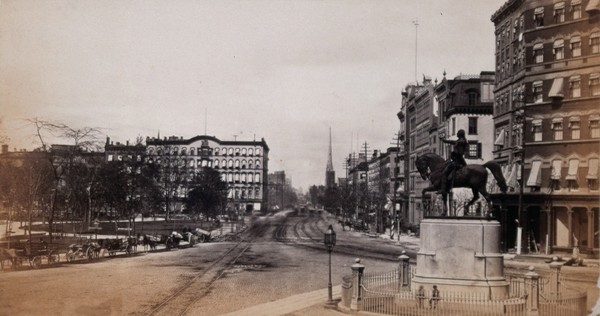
[0,217,242,270]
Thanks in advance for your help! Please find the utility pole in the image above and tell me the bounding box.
[413,19,419,83]
[362,141,371,231]
[391,132,401,240]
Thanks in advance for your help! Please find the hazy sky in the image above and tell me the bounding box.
[0,0,503,191]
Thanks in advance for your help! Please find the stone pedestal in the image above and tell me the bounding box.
[411,218,509,299]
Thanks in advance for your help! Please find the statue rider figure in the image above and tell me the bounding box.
[438,129,468,195]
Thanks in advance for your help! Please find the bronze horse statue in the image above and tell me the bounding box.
[415,153,507,216]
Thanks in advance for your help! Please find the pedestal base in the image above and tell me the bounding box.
[412,218,509,299]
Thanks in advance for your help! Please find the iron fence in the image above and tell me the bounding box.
[343,262,587,315]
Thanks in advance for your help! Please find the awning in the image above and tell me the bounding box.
[572,0,581,4]
[554,2,565,9]
[551,160,562,180]
[494,129,506,146]
[534,7,544,14]
[569,116,580,127]
[586,0,600,12]
[507,164,518,189]
[527,161,542,187]
[570,36,581,46]
[548,78,564,99]
[554,39,564,48]
[587,159,599,180]
[566,159,580,180]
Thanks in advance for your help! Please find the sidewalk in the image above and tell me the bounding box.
[222,285,344,316]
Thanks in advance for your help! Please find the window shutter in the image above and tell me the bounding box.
[477,143,482,159]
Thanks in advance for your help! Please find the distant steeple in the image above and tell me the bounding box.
[326,127,336,188]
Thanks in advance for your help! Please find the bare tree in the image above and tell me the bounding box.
[27,118,102,241]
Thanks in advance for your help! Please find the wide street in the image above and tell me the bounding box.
[1,209,598,315]
[0,210,407,315]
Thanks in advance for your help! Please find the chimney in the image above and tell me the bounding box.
[1,144,8,153]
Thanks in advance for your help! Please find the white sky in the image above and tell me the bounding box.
[0,0,504,191]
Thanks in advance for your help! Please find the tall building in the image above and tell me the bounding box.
[398,73,496,226]
[141,135,269,214]
[326,127,336,188]
[492,0,599,255]
[399,77,436,226]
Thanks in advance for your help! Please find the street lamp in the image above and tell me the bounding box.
[324,224,336,304]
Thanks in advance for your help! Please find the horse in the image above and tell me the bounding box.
[415,153,507,216]
[142,235,157,252]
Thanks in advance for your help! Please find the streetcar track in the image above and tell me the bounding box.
[144,239,253,316]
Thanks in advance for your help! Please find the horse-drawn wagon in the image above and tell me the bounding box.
[1,240,60,269]
[97,236,137,257]
[66,240,102,262]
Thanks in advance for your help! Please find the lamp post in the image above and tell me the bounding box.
[324,224,336,304]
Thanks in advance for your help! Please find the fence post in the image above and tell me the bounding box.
[525,265,539,315]
[398,250,410,289]
[351,258,365,311]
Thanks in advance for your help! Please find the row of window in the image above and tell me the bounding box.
[220,172,262,184]
[148,146,263,157]
[532,73,600,103]
[228,187,261,200]
[526,157,599,191]
[148,158,263,170]
[532,32,600,64]
[533,1,587,28]
[530,115,599,141]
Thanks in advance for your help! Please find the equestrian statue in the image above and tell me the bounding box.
[415,129,507,216]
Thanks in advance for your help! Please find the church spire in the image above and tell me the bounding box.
[326,127,335,188]
[327,127,334,172]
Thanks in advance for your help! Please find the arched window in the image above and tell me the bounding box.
[248,160,254,169]
[241,173,247,183]
[214,148,219,156]
[173,147,179,156]
[249,148,254,156]
[189,160,195,168]
[248,189,254,199]
[228,173,233,182]
[235,160,240,168]
[533,43,544,63]
[255,148,261,156]
[235,173,240,182]
[241,188,247,198]
[553,39,564,60]
[241,159,247,169]
[255,173,260,183]
[242,148,247,155]
[190,148,195,156]
[235,148,240,156]
[228,159,234,168]
[228,148,234,155]
[222,159,227,168]
[256,159,261,169]
[247,172,253,183]
[214,159,220,168]
[181,147,187,156]
[255,187,261,198]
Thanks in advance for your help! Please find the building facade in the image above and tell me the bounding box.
[398,73,496,227]
[492,0,599,255]
[143,135,269,214]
